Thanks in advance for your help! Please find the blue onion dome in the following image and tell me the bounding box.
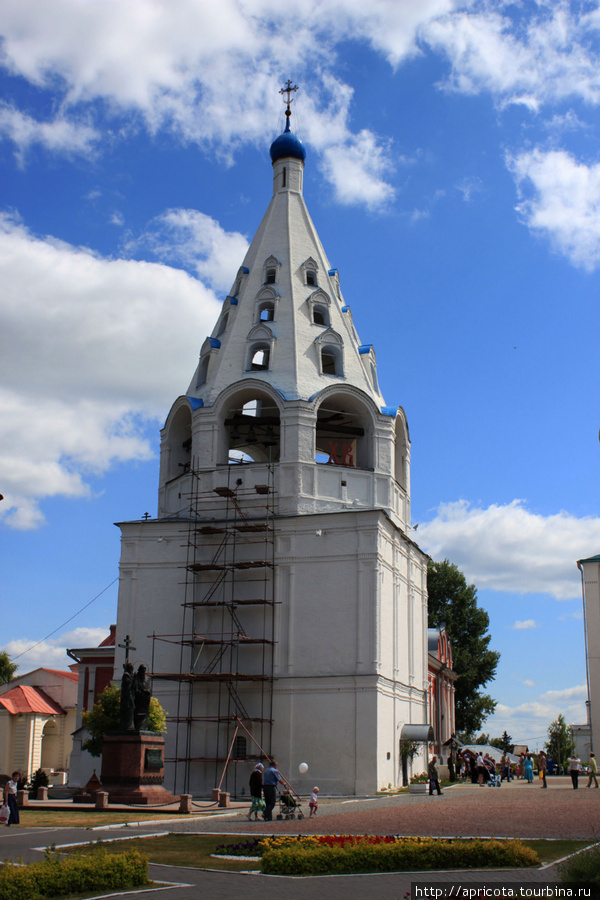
[270,119,306,163]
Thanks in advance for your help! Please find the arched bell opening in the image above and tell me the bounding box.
[223,389,281,464]
[166,404,192,479]
[394,413,410,491]
[315,392,374,469]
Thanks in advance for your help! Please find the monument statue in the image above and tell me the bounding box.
[133,664,152,731]
[119,662,135,731]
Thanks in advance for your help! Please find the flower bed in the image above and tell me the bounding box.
[259,836,540,876]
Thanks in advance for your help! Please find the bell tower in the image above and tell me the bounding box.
[114,85,429,796]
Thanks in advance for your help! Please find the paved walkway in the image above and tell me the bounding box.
[1,777,597,899]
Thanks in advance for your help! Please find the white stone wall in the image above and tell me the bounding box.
[580,557,600,753]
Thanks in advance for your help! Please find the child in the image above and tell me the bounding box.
[309,786,319,817]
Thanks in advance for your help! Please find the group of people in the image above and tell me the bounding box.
[566,752,599,789]
[247,759,319,821]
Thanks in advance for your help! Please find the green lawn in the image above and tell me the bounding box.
[15,808,189,828]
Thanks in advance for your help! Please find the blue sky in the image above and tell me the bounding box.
[1,0,599,749]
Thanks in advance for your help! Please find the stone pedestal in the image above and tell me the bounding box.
[99,732,177,805]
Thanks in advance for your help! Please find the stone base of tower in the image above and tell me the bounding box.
[99,732,176,805]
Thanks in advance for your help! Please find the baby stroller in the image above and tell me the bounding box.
[276,789,304,820]
[487,768,501,787]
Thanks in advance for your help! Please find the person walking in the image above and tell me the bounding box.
[568,754,582,789]
[262,759,282,821]
[4,771,20,826]
[428,755,443,795]
[587,752,599,789]
[309,786,319,816]
[537,750,547,788]
[247,762,264,820]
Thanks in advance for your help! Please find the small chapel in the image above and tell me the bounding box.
[113,85,432,796]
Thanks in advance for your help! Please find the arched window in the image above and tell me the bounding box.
[266,268,276,284]
[224,390,281,463]
[302,257,319,286]
[315,392,374,469]
[166,404,192,480]
[394,413,410,491]
[196,355,210,387]
[321,345,342,376]
[259,302,275,322]
[313,304,329,326]
[216,312,229,336]
[250,345,270,371]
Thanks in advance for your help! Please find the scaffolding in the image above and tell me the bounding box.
[151,463,277,797]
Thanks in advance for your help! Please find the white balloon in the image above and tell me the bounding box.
[299,762,308,774]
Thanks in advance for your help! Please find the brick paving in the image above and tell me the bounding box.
[2,777,599,900]
[173,776,600,841]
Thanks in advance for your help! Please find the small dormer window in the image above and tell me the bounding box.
[266,268,276,284]
[313,304,329,327]
[322,350,337,375]
[259,303,275,322]
[251,347,270,371]
[306,269,316,286]
[216,312,229,336]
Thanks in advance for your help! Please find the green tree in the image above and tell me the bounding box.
[544,714,575,772]
[427,559,500,735]
[0,651,17,684]
[490,731,513,753]
[81,684,167,757]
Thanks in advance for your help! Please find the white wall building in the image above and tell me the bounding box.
[114,101,431,796]
[0,669,78,781]
[578,553,600,755]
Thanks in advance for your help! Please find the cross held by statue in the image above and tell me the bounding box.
[118,634,136,663]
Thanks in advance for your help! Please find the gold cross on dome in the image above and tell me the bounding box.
[279,80,299,115]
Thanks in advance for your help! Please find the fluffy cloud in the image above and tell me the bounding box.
[3,627,112,673]
[512,620,538,630]
[0,103,99,163]
[1,2,599,213]
[424,2,600,109]
[0,213,223,528]
[486,684,588,743]
[508,149,600,271]
[418,499,600,600]
[130,209,249,293]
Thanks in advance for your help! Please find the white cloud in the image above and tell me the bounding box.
[522,679,535,687]
[0,103,99,162]
[2,627,112,675]
[131,209,249,293]
[418,499,600,600]
[0,213,222,528]
[423,3,600,109]
[508,148,600,271]
[512,620,538,630]
[486,684,588,744]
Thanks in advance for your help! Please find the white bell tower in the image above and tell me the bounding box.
[114,83,429,796]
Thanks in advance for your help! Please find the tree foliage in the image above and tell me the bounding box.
[544,714,575,771]
[427,559,500,735]
[490,731,513,753]
[0,651,18,685]
[81,684,167,757]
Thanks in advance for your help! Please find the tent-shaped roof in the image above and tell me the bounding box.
[0,684,66,716]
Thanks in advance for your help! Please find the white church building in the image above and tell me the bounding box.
[113,89,431,797]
